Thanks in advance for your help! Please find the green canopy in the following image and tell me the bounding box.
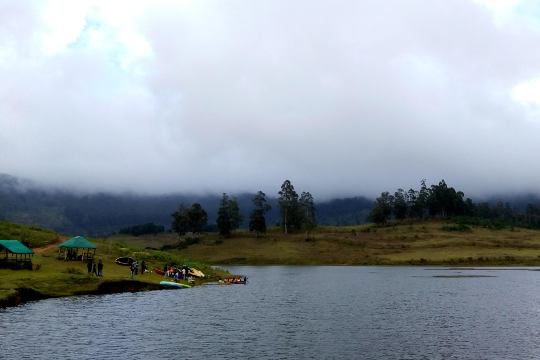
[0,240,34,254]
[58,236,96,249]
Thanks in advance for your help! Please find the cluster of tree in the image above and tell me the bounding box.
[278,180,317,237]
[369,179,540,229]
[119,222,165,236]
[170,180,317,238]
[467,201,540,229]
[369,179,474,224]
[171,203,208,235]
[216,193,243,237]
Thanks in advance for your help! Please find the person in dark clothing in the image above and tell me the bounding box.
[87,260,92,274]
[141,260,146,275]
[97,259,103,277]
[91,261,97,276]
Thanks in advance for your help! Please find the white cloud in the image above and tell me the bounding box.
[2,0,540,197]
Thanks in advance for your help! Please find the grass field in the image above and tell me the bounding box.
[106,220,540,266]
[0,222,229,307]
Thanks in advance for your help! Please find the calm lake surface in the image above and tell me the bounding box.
[2,266,540,359]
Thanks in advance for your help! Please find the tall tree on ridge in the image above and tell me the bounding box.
[299,191,316,239]
[217,193,242,238]
[249,191,271,238]
[278,179,299,234]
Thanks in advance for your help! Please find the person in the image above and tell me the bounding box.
[97,259,103,277]
[130,261,136,279]
[87,259,92,274]
[92,261,97,276]
[141,260,146,275]
[163,263,168,275]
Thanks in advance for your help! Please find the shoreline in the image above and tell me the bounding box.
[4,263,540,309]
[0,279,176,309]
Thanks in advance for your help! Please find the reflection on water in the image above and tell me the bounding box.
[1,266,540,359]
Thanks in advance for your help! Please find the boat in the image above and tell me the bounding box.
[188,267,205,278]
[159,281,191,289]
[222,277,247,285]
[115,256,134,266]
[153,268,164,275]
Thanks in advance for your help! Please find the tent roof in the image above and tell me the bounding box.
[58,236,96,249]
[0,240,34,254]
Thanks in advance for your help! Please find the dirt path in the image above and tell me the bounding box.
[34,236,68,254]
[34,243,57,254]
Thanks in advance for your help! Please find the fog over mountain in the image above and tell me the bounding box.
[0,173,373,234]
[2,1,540,197]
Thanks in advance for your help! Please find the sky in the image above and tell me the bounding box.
[1,0,540,198]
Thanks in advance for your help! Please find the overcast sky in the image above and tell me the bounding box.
[1,0,540,198]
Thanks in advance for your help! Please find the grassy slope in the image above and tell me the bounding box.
[0,222,228,305]
[0,221,61,247]
[109,220,540,265]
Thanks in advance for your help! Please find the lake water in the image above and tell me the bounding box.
[1,266,540,359]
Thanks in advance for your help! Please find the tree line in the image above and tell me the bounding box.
[369,179,540,229]
[171,180,317,238]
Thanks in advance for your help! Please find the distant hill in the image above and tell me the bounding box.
[0,174,374,235]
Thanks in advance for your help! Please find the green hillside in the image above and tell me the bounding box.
[109,220,540,265]
[0,221,61,248]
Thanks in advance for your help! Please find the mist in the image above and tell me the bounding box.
[2,0,540,198]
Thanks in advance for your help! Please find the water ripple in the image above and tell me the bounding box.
[1,266,540,359]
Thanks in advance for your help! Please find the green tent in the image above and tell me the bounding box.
[0,240,33,270]
[0,240,34,254]
[59,236,96,249]
[58,236,96,261]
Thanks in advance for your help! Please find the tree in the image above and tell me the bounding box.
[278,180,299,234]
[392,188,408,220]
[369,192,393,224]
[427,180,465,218]
[187,203,208,233]
[171,203,208,235]
[299,191,316,239]
[171,205,190,235]
[216,193,243,238]
[249,191,271,238]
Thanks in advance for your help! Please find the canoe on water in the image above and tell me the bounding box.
[159,281,191,289]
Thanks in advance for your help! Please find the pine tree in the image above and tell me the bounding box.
[249,191,271,238]
[299,191,316,239]
[217,193,243,238]
[278,180,299,234]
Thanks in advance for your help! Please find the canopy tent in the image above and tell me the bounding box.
[58,236,96,261]
[0,240,33,269]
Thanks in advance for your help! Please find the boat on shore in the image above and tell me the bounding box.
[159,281,191,289]
[115,257,134,266]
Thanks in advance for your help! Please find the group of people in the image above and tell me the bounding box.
[65,249,81,261]
[163,264,190,282]
[86,259,103,277]
[130,260,147,279]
